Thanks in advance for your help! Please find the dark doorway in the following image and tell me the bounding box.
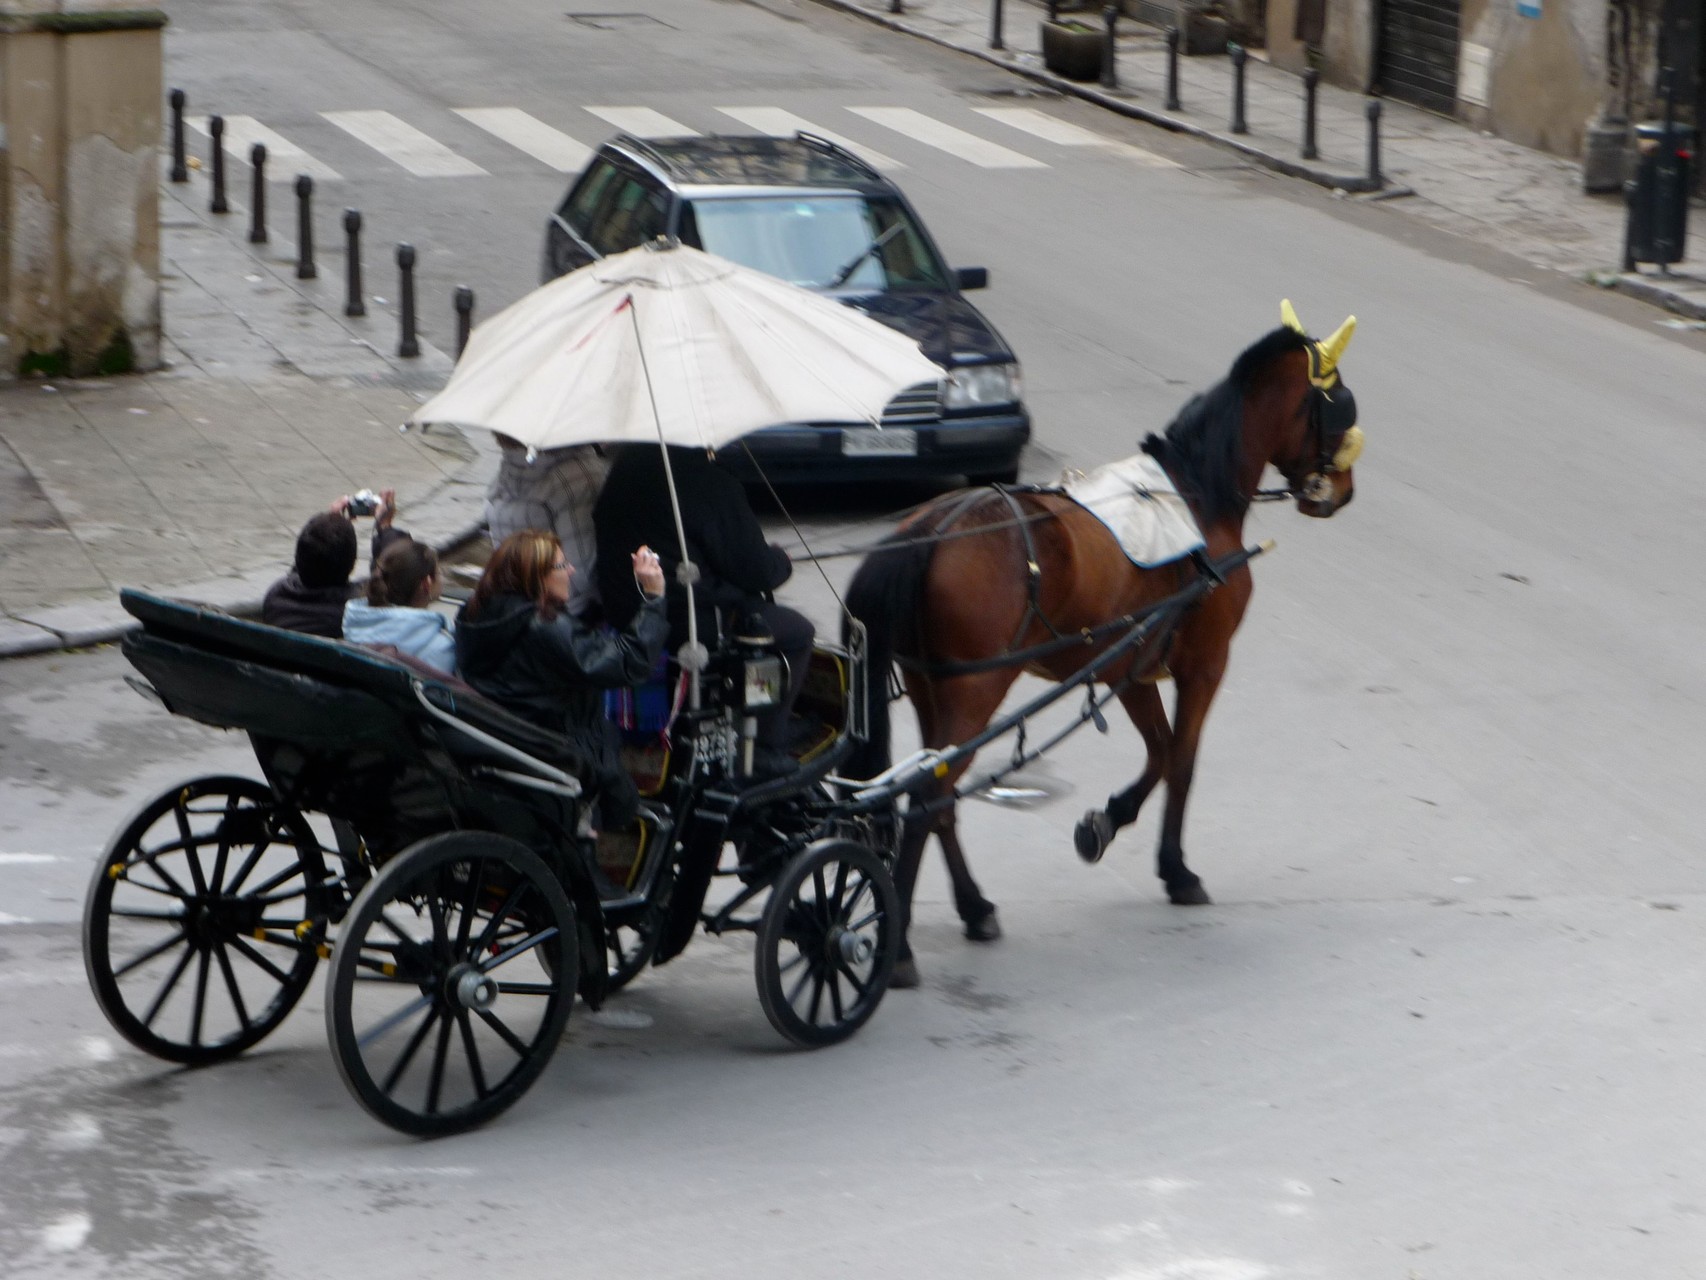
[1377,0,1463,115]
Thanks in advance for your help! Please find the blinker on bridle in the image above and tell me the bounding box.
[1280,300,1362,504]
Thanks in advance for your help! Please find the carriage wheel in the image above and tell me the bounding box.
[325,832,577,1137]
[82,775,328,1066]
[755,839,900,1048]
[605,906,663,993]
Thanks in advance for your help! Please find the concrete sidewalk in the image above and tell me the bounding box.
[0,179,494,658]
[810,0,1706,318]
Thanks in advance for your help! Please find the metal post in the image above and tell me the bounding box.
[397,243,420,359]
[247,144,268,244]
[1229,42,1248,134]
[890,0,901,12]
[169,89,188,183]
[1365,97,1383,187]
[1301,69,1319,160]
[294,175,317,280]
[208,115,229,213]
[1164,26,1181,111]
[454,286,476,358]
[990,0,1004,52]
[1046,0,1058,21]
[343,210,365,317]
[1100,4,1118,90]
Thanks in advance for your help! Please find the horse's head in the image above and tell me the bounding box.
[1276,300,1362,519]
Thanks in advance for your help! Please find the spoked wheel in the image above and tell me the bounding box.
[756,839,900,1048]
[82,775,329,1065]
[605,905,662,993]
[325,832,577,1137]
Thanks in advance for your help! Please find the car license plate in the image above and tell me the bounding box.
[842,428,917,457]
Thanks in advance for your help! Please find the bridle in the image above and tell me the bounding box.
[1258,305,1363,505]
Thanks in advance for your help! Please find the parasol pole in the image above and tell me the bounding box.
[625,293,707,710]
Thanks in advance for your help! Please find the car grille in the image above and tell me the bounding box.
[881,380,943,425]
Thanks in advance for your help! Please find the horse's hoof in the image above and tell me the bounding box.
[1074,809,1114,863]
[890,957,921,989]
[1167,881,1213,906]
[963,907,1002,942]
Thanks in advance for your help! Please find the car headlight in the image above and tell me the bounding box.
[943,362,1020,410]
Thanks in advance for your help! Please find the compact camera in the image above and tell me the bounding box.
[346,489,381,518]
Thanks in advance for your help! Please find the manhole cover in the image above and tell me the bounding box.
[566,12,673,29]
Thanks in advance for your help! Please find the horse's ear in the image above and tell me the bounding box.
[1319,315,1357,375]
[1280,299,1306,334]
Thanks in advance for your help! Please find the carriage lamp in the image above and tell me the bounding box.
[731,615,785,779]
[741,655,784,712]
[944,362,1020,409]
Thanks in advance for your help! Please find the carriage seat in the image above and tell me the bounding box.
[117,589,593,780]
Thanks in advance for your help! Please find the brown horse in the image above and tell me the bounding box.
[844,306,1362,986]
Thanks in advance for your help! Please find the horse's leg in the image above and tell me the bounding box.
[888,789,934,990]
[1154,667,1226,905]
[1074,681,1170,863]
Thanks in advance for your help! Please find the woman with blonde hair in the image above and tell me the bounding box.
[455,530,667,826]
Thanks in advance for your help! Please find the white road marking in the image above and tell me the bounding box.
[42,1213,92,1254]
[846,107,1047,169]
[185,115,342,181]
[80,1036,115,1062]
[0,852,55,864]
[321,110,487,177]
[453,107,592,172]
[583,106,698,138]
[0,911,34,925]
[972,106,1182,168]
[715,107,903,170]
[48,1113,102,1151]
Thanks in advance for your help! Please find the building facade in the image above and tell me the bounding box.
[1263,0,1702,180]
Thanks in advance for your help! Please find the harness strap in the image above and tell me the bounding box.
[992,484,1066,652]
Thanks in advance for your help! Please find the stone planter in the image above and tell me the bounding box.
[1041,20,1104,82]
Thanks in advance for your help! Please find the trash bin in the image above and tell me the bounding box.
[1624,120,1694,269]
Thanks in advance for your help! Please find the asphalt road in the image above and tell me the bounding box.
[6,0,1706,1275]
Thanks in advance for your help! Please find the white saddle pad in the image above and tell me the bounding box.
[1059,453,1204,568]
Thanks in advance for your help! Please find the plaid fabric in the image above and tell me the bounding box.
[485,443,611,617]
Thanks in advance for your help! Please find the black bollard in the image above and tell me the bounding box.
[1229,42,1248,134]
[890,0,901,12]
[209,115,229,213]
[169,89,188,183]
[343,209,365,317]
[1365,97,1383,187]
[294,175,317,280]
[1046,0,1058,21]
[1301,68,1320,160]
[1100,4,1118,90]
[397,244,420,359]
[990,0,1004,52]
[248,144,268,244]
[1164,26,1181,111]
[454,286,475,359]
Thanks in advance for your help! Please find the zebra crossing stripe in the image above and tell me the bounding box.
[583,107,698,138]
[715,107,903,170]
[454,108,593,172]
[321,110,487,178]
[846,107,1046,169]
[972,106,1181,168]
[185,115,341,181]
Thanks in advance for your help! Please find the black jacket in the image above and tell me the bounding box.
[453,589,668,825]
[260,526,410,638]
[594,446,791,647]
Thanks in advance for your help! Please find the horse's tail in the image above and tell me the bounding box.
[842,530,936,781]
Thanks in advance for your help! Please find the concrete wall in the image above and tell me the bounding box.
[0,6,163,379]
[1459,0,1602,156]
[1266,0,1376,87]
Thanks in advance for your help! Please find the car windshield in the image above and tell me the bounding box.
[684,194,948,291]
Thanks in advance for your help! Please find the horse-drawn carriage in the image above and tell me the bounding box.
[85,589,902,1136]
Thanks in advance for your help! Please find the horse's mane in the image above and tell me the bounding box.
[1141,326,1310,525]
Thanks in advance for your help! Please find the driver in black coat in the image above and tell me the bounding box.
[594,444,813,771]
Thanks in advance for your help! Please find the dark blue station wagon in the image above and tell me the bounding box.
[542,133,1030,484]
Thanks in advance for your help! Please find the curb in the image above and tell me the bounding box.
[803,0,1380,193]
[1611,271,1706,322]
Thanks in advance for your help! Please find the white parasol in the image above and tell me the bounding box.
[407,240,943,450]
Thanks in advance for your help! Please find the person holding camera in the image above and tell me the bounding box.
[261,488,411,638]
[455,530,668,829]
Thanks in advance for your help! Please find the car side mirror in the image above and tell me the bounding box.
[955,266,989,291]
